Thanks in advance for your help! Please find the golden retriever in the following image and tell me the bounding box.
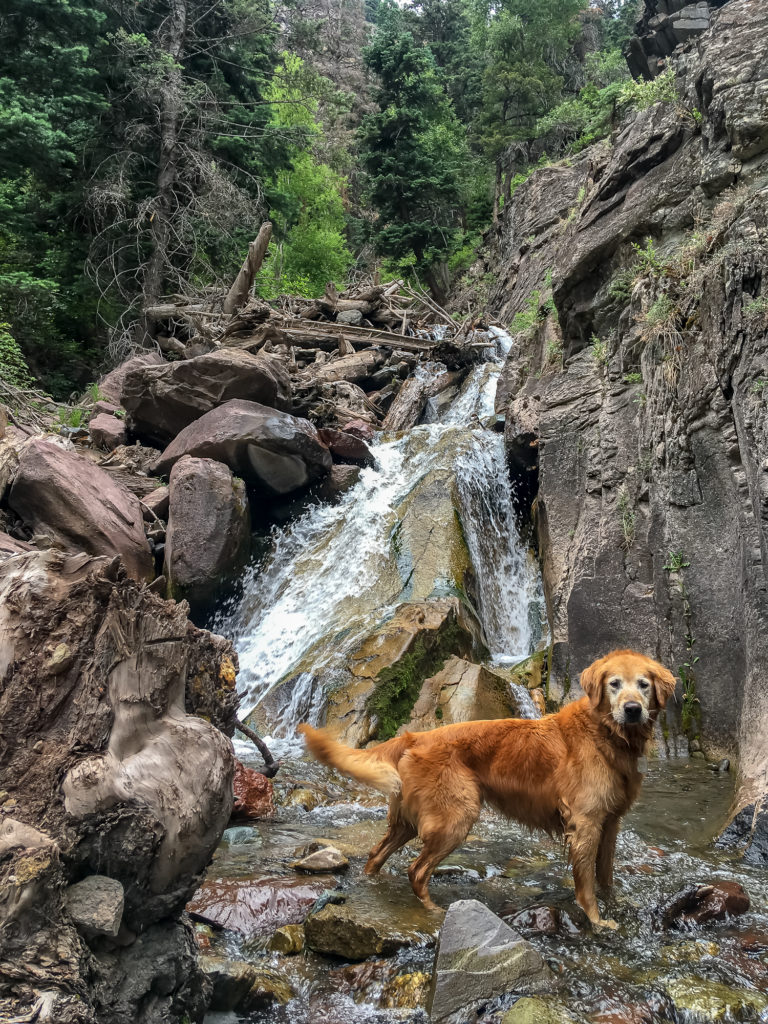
[299,649,676,928]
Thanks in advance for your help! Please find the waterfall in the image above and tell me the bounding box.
[217,332,545,751]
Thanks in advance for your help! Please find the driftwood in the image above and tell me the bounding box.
[223,222,273,315]
[234,717,280,778]
[300,349,386,386]
[382,377,429,431]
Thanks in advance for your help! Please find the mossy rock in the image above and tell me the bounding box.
[664,975,768,1022]
[502,996,577,1024]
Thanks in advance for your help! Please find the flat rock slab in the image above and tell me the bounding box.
[65,875,124,938]
[428,899,555,1024]
[292,845,349,873]
[188,875,326,937]
[304,883,439,960]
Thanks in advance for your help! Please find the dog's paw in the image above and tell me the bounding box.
[596,918,618,930]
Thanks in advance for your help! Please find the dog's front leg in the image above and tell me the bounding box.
[569,814,617,930]
[596,814,621,893]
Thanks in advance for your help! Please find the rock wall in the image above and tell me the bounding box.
[476,0,768,857]
[0,550,238,1022]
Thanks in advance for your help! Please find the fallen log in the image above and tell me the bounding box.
[301,349,386,386]
[381,377,429,431]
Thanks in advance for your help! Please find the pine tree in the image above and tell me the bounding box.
[360,1,469,299]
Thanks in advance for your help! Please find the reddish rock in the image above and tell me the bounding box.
[89,412,127,451]
[141,485,170,520]
[318,427,375,466]
[93,400,121,417]
[98,352,164,405]
[153,400,332,496]
[232,759,275,819]
[187,876,325,936]
[123,349,292,446]
[342,419,376,442]
[8,440,153,581]
[0,532,33,561]
[316,464,362,503]
[678,880,750,925]
[164,456,250,610]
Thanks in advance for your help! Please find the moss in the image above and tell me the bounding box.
[366,619,469,740]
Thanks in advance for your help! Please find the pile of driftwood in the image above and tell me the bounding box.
[144,223,494,431]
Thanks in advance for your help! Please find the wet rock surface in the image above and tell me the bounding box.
[304,890,439,960]
[232,760,276,819]
[401,656,527,732]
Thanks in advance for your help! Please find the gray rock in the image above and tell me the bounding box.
[153,399,332,496]
[428,900,555,1024]
[292,845,349,872]
[9,439,154,581]
[65,875,124,938]
[164,456,250,611]
[316,463,362,503]
[123,349,292,447]
[337,308,363,325]
[200,957,293,1011]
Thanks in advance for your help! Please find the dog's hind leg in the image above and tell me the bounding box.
[596,814,620,892]
[364,816,417,875]
[407,816,475,912]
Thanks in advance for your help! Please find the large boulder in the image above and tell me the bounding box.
[400,656,527,733]
[123,349,292,447]
[428,900,554,1024]
[98,351,164,405]
[153,399,332,496]
[8,439,153,581]
[304,891,439,960]
[164,455,251,610]
[89,411,127,451]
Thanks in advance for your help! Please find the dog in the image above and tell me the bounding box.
[299,649,676,928]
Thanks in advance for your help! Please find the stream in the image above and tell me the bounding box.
[201,337,768,1023]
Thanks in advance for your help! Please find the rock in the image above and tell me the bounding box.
[337,308,363,325]
[93,400,121,416]
[325,598,477,746]
[89,411,127,451]
[123,348,291,446]
[187,876,326,936]
[98,352,164,405]
[304,892,439,960]
[163,456,250,610]
[153,399,332,496]
[503,996,577,1024]
[0,436,20,501]
[428,900,554,1024]
[0,549,237,1021]
[664,975,768,1022]
[342,419,376,442]
[293,845,349,872]
[268,923,305,954]
[502,904,586,937]
[0,531,33,561]
[8,439,154,581]
[141,484,170,520]
[318,426,375,466]
[380,971,431,1009]
[401,656,525,733]
[64,875,124,939]
[201,957,293,1011]
[232,759,275,819]
[282,786,321,811]
[656,881,750,928]
[316,463,362,502]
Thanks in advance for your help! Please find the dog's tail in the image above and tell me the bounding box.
[298,724,405,796]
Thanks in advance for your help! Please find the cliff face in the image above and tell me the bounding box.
[483,0,768,857]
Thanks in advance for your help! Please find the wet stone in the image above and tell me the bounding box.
[504,996,577,1024]
[201,957,293,1011]
[292,844,349,873]
[664,975,768,1022]
[268,923,304,954]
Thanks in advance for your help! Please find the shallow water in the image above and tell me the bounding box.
[201,757,768,1023]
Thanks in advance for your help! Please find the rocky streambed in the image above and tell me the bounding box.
[194,754,768,1024]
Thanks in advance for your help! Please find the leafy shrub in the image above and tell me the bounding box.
[0,320,32,386]
[619,67,677,112]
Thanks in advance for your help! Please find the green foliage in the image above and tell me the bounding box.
[618,484,635,550]
[591,334,608,365]
[744,296,768,322]
[623,372,643,384]
[632,238,664,276]
[752,377,768,394]
[664,551,690,572]
[0,320,32,386]
[359,2,471,281]
[58,405,86,428]
[618,67,677,112]
[510,290,543,334]
[642,294,676,331]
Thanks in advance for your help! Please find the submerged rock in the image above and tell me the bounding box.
[163,455,250,611]
[201,957,293,1012]
[8,439,154,581]
[428,899,554,1024]
[268,923,305,954]
[503,996,577,1024]
[304,890,439,960]
[664,975,768,1022]
[656,881,750,929]
[153,398,332,496]
[187,876,326,936]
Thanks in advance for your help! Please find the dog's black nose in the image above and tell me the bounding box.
[624,702,642,722]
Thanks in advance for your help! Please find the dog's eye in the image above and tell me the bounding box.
[609,679,621,690]
[638,679,650,689]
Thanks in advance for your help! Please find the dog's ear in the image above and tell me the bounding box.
[649,661,677,707]
[579,659,605,708]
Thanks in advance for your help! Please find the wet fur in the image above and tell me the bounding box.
[299,649,676,927]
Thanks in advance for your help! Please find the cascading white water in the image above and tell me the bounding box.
[217,330,545,752]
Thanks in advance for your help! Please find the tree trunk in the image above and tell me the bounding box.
[223,222,273,315]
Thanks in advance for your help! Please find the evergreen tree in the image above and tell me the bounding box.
[359,1,470,299]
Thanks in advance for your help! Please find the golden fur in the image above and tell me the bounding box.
[299,649,676,927]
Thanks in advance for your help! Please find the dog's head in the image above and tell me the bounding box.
[579,649,677,728]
